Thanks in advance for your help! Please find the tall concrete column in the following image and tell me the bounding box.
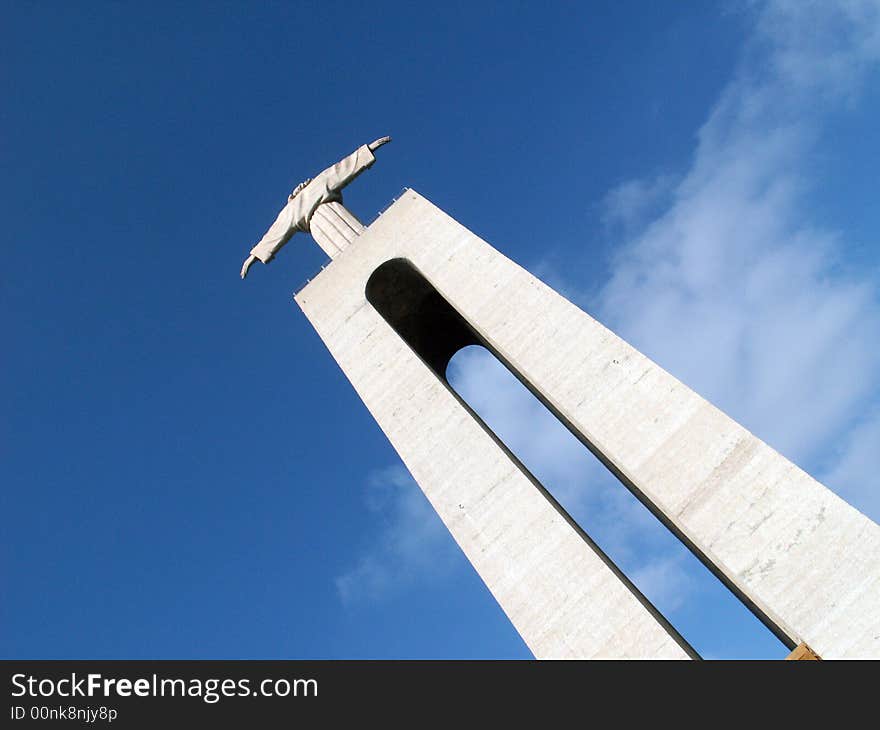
[295,190,880,659]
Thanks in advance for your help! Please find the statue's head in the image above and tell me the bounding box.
[289,178,313,201]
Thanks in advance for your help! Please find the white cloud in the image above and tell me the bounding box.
[822,410,880,517]
[335,465,457,604]
[630,549,695,615]
[753,0,880,103]
[601,173,678,237]
[596,0,880,502]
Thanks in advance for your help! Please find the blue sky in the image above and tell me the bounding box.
[3,1,879,659]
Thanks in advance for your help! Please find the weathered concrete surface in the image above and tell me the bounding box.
[296,193,692,659]
[296,190,880,659]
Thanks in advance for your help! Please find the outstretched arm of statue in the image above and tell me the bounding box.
[368,136,391,152]
[240,254,258,279]
[318,136,392,196]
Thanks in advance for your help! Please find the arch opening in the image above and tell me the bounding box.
[366,257,790,658]
[365,257,478,375]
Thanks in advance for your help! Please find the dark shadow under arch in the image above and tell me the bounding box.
[365,257,479,376]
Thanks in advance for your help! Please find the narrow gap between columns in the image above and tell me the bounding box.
[447,345,790,659]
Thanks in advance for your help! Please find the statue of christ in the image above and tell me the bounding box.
[241,136,391,278]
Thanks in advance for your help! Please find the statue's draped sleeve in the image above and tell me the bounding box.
[249,144,376,264]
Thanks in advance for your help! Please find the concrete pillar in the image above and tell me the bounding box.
[295,190,880,659]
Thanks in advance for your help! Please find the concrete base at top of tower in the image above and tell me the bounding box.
[295,189,880,659]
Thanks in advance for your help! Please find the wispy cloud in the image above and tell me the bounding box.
[337,1,880,613]
[335,466,456,604]
[821,408,880,516]
[601,173,678,237]
[596,0,880,517]
[630,549,695,615]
